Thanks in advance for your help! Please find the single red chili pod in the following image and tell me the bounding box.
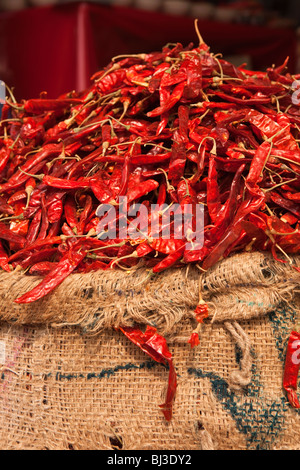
[194,303,209,323]
[152,247,185,273]
[0,222,26,248]
[14,239,89,304]
[22,98,82,114]
[26,209,42,246]
[188,332,200,349]
[0,146,11,174]
[283,330,300,409]
[0,240,10,272]
[119,325,177,421]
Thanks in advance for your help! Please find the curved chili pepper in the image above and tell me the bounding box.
[207,156,222,223]
[29,261,59,276]
[8,236,62,263]
[147,81,185,118]
[152,246,185,273]
[97,68,127,94]
[119,325,177,422]
[78,195,93,235]
[283,330,300,409]
[20,248,58,270]
[0,240,10,272]
[127,179,159,204]
[14,239,89,304]
[0,146,11,174]
[0,222,26,248]
[26,209,42,246]
[21,98,83,115]
[212,90,271,106]
[202,194,265,270]
[270,192,300,219]
[90,177,114,204]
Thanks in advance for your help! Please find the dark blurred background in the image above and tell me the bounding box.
[0,0,299,100]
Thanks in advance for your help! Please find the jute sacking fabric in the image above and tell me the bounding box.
[0,251,299,450]
[0,251,299,337]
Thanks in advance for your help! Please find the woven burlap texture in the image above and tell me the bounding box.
[0,251,299,450]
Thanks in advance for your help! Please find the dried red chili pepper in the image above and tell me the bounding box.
[168,105,189,183]
[36,194,49,240]
[283,330,300,409]
[246,141,272,196]
[0,146,11,174]
[202,193,266,271]
[47,197,64,225]
[7,189,27,205]
[188,332,200,349]
[78,195,93,235]
[26,209,42,246]
[207,155,222,224]
[270,192,300,219]
[147,81,185,118]
[152,246,185,273]
[64,195,78,231]
[20,248,58,270]
[0,197,14,216]
[17,98,82,115]
[0,222,26,248]
[119,325,177,421]
[8,236,62,263]
[29,261,58,276]
[0,240,10,272]
[126,179,159,204]
[14,239,89,304]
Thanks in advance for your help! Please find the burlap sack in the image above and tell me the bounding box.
[0,251,299,450]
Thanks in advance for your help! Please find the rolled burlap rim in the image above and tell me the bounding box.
[0,251,299,450]
[0,251,298,340]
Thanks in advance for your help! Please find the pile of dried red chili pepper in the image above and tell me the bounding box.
[0,26,299,420]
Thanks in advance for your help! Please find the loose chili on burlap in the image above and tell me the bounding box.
[0,23,299,420]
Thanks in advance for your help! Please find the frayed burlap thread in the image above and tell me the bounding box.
[224,321,253,392]
[0,251,299,450]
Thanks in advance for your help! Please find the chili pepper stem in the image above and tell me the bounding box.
[274,243,294,265]
[112,53,147,62]
[157,168,176,193]
[18,167,44,181]
[134,269,154,288]
[8,133,21,150]
[6,100,23,111]
[263,177,297,193]
[0,214,24,222]
[5,84,17,104]
[25,186,34,209]
[194,19,205,47]
[109,251,138,269]
[0,118,22,124]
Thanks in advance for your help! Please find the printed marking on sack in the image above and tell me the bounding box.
[0,341,6,364]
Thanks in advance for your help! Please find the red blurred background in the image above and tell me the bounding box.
[0,1,298,100]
